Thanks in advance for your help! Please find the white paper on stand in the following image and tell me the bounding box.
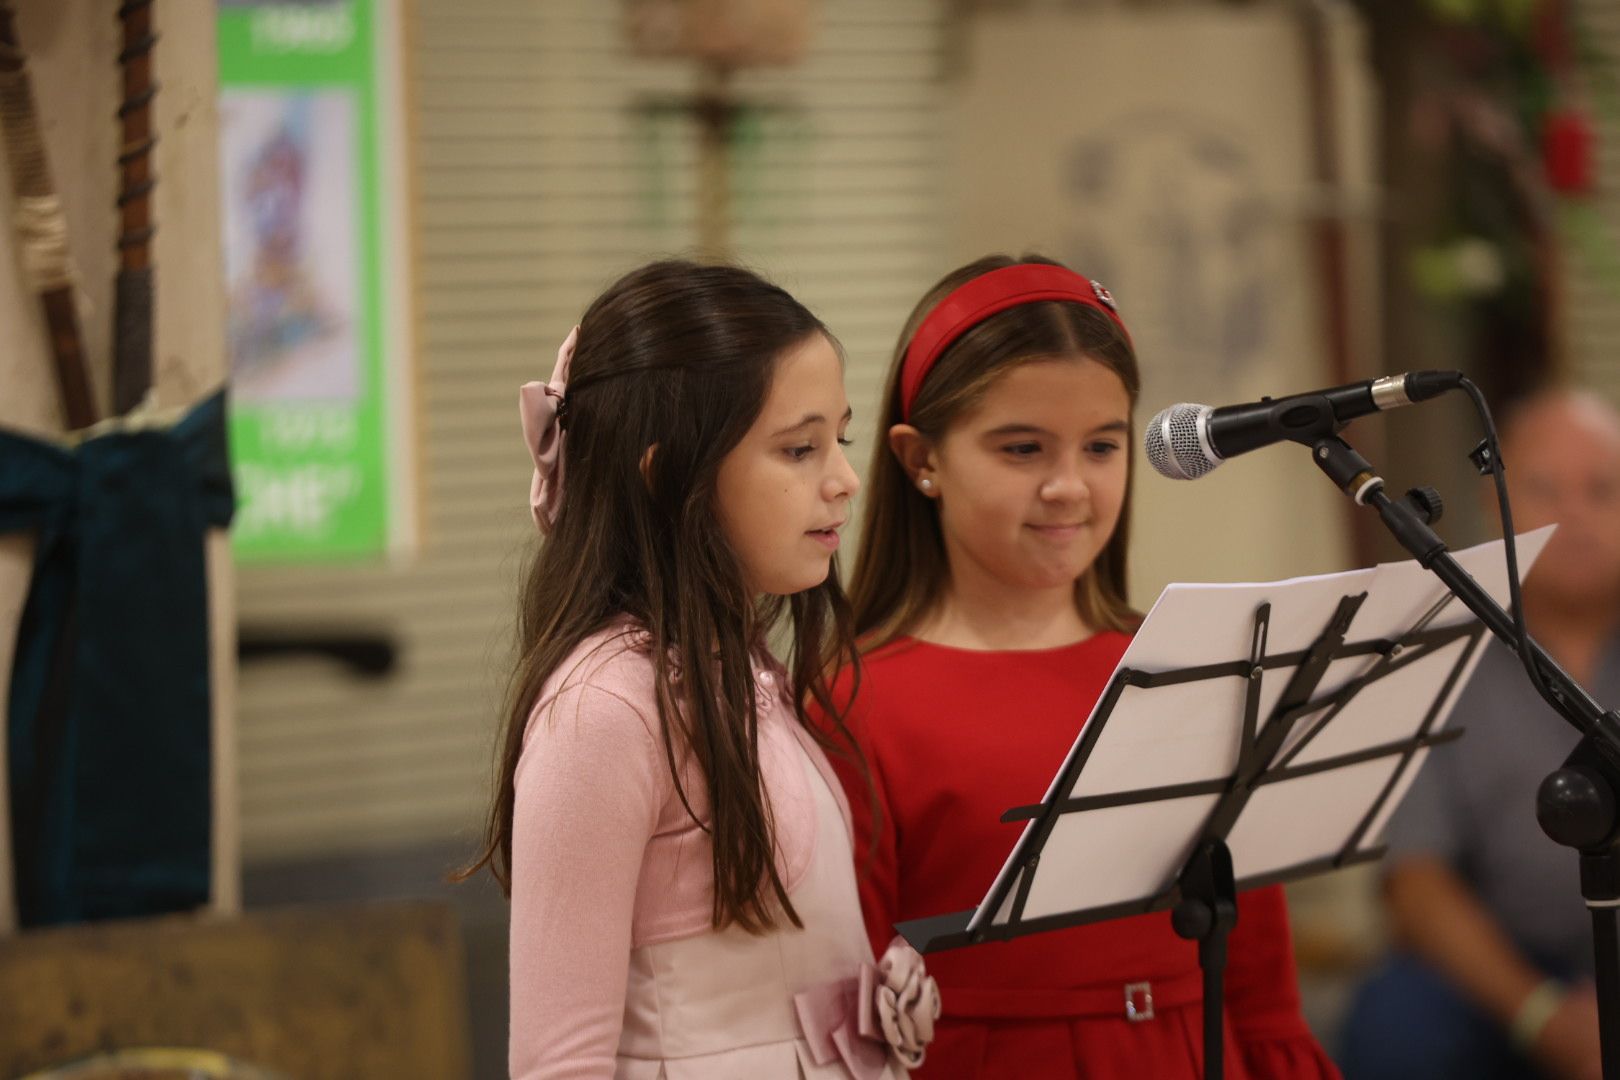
[980,527,1557,929]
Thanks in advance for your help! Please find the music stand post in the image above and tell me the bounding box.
[1170,838,1236,1078]
[899,578,1490,1079]
[1311,433,1620,1080]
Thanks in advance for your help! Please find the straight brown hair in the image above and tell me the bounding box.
[848,254,1142,648]
[461,260,863,934]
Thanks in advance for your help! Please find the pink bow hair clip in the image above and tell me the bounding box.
[518,325,578,534]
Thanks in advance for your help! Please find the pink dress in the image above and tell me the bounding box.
[509,622,904,1080]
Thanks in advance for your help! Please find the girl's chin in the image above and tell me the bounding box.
[1001,568,1089,592]
[758,560,833,597]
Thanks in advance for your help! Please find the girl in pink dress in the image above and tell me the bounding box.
[462,261,940,1080]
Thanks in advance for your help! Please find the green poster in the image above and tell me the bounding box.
[217,0,399,561]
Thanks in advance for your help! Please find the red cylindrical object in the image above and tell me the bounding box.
[1544,107,1595,195]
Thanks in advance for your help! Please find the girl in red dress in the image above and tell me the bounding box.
[823,254,1339,1079]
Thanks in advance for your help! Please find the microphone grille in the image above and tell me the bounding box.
[1144,403,1219,480]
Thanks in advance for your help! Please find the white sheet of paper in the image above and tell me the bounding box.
[986,526,1556,926]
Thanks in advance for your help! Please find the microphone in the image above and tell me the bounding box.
[1144,371,1462,480]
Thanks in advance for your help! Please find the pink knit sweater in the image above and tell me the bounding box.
[507,621,856,1078]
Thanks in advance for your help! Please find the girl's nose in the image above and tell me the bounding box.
[826,443,860,501]
[1039,460,1090,503]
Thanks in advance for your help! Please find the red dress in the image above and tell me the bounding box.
[819,633,1339,1080]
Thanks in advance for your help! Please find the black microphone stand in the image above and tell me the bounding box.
[1308,431,1620,1079]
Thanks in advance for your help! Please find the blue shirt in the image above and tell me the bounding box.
[1384,635,1620,978]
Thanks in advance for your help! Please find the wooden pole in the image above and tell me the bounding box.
[0,0,96,430]
[112,0,156,416]
[695,62,733,260]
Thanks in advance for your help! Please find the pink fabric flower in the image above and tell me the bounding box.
[875,935,940,1069]
[793,936,941,1076]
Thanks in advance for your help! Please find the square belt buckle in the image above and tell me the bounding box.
[1125,981,1155,1022]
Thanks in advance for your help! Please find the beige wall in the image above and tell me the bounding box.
[949,6,1379,598]
[1563,0,1620,399]
[0,0,235,933]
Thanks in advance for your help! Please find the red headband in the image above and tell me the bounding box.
[899,264,1130,421]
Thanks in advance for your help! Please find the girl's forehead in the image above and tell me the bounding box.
[762,334,845,401]
[962,358,1131,424]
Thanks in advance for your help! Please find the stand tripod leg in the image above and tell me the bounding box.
[1592,902,1620,1079]
[1173,840,1239,1080]
[1538,741,1620,1080]
[1199,930,1229,1080]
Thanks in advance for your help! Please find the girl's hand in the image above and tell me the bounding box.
[875,935,942,1068]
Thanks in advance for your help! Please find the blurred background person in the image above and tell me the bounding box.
[1339,390,1620,1080]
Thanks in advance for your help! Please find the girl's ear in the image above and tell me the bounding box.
[888,424,938,493]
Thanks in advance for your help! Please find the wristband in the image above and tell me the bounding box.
[1510,978,1567,1052]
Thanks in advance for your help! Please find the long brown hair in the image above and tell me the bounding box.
[464,260,862,933]
[849,253,1142,647]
